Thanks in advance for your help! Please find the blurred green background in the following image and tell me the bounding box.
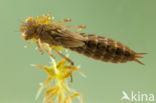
[0,0,156,103]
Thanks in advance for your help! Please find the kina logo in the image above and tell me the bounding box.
[121,91,155,102]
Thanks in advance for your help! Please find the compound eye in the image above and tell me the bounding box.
[22,30,34,40]
[22,33,29,40]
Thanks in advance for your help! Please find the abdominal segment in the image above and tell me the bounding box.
[69,33,136,63]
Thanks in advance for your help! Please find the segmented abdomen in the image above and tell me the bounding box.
[69,33,140,64]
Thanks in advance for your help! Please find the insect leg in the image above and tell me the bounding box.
[54,18,72,25]
[64,25,86,32]
[36,39,44,54]
[52,48,74,65]
[42,44,55,59]
[70,74,73,83]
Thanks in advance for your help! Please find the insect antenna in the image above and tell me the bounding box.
[18,18,24,23]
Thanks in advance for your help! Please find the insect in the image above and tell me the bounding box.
[20,14,146,65]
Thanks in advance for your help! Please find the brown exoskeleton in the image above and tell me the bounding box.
[20,14,146,65]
